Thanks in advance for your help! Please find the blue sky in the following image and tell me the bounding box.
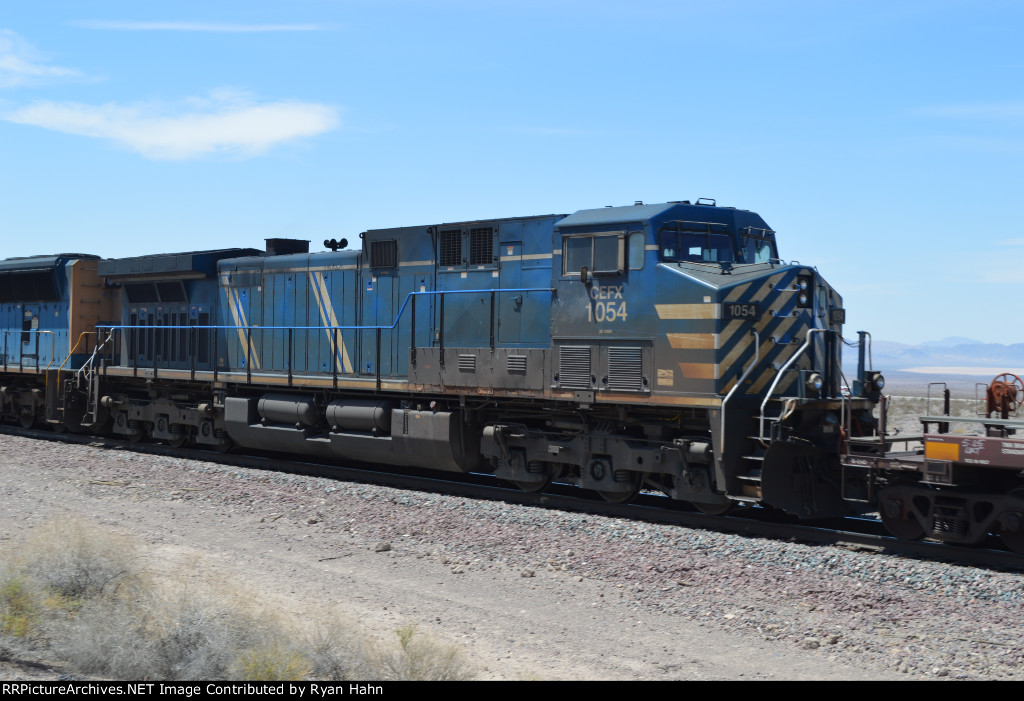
[1,0,1022,345]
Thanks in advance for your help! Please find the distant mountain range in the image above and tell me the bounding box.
[854,337,1024,373]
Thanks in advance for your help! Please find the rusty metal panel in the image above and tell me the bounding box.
[925,434,1024,470]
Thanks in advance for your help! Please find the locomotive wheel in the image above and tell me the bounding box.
[597,472,642,504]
[692,502,733,516]
[879,494,925,541]
[998,528,1024,555]
[514,476,552,494]
[597,488,638,504]
[998,489,1024,554]
[18,414,35,429]
[513,460,554,493]
[167,437,189,449]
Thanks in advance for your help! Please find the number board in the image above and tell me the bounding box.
[723,302,761,320]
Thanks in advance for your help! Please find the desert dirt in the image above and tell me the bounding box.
[0,431,1003,681]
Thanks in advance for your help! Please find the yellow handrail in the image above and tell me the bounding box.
[59,331,95,373]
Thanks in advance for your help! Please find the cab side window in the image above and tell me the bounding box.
[562,232,625,276]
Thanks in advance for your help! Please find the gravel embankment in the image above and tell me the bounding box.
[1,432,1022,680]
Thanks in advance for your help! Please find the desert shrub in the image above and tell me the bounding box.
[232,643,312,681]
[17,520,138,600]
[0,575,42,639]
[303,619,371,681]
[369,624,475,681]
[1,519,477,681]
[59,580,280,680]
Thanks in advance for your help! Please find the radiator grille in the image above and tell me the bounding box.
[469,227,494,265]
[607,346,643,391]
[507,355,527,373]
[458,354,476,372]
[559,346,592,389]
[439,229,462,266]
[370,240,397,268]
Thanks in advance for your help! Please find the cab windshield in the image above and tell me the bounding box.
[658,222,734,264]
[740,233,777,263]
[658,221,779,264]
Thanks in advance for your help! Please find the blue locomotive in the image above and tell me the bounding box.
[2,200,909,536]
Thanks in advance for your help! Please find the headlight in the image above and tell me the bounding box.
[867,371,885,392]
[796,276,813,307]
[806,373,823,393]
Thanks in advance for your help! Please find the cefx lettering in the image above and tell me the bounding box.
[586,285,628,323]
[589,284,623,300]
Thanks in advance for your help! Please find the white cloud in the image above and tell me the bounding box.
[3,91,339,160]
[0,29,83,88]
[72,20,328,32]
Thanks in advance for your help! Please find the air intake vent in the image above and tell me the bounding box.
[507,355,527,373]
[469,227,494,265]
[608,346,643,391]
[458,354,476,372]
[559,346,592,389]
[370,240,397,268]
[439,229,462,267]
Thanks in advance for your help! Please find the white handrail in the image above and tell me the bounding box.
[759,327,829,446]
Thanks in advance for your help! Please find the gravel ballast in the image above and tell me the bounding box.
[1,433,1022,680]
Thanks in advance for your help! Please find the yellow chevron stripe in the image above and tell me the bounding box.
[666,333,718,349]
[678,362,716,380]
[320,274,354,374]
[307,272,330,364]
[749,365,780,395]
[717,318,746,351]
[751,275,784,304]
[721,315,800,377]
[721,321,801,397]
[724,282,754,303]
[309,272,353,374]
[718,326,756,377]
[656,303,719,320]
[749,343,811,394]
[227,286,260,371]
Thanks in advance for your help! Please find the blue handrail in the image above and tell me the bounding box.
[92,286,555,386]
[95,287,554,333]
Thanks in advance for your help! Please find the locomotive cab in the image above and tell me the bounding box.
[547,200,879,515]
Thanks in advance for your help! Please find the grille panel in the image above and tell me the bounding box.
[469,227,494,265]
[507,355,527,373]
[607,346,643,391]
[458,354,476,372]
[370,240,397,268]
[439,229,462,266]
[559,346,592,389]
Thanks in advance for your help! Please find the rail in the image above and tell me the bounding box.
[92,286,555,388]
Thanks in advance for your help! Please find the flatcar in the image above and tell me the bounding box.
[6,199,1012,551]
